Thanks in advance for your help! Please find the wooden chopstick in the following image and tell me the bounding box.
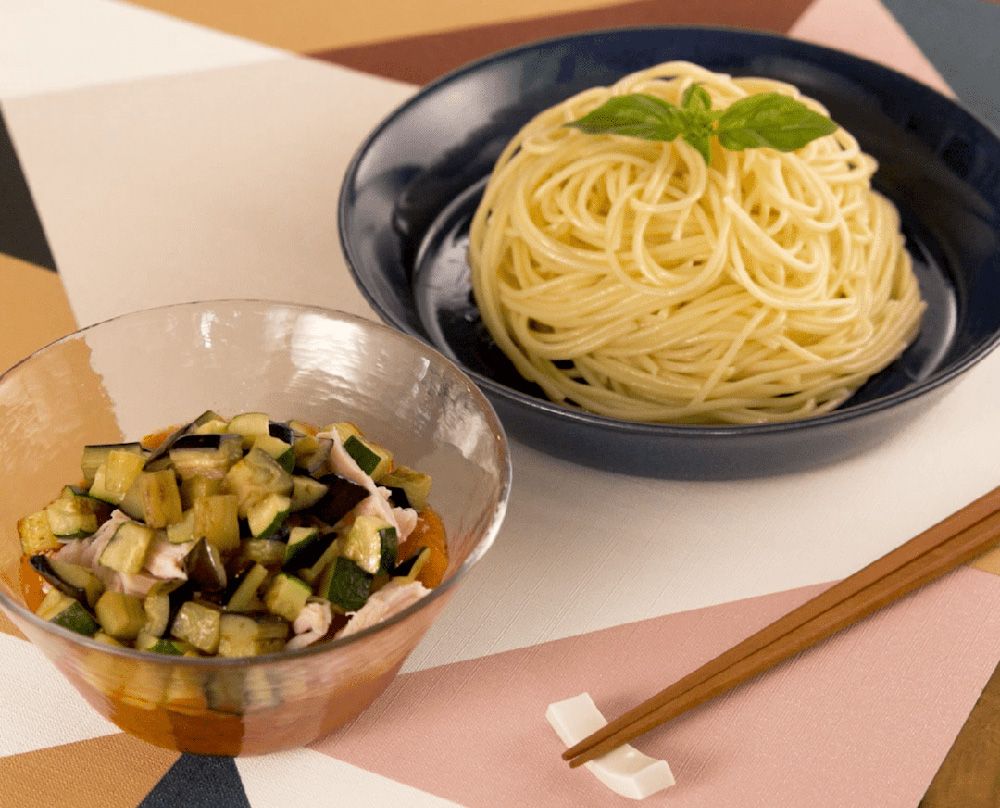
[563,484,1000,768]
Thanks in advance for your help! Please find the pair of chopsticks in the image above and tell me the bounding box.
[563,484,1000,768]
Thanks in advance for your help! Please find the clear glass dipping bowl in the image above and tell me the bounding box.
[0,301,511,755]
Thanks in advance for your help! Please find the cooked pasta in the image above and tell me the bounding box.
[468,61,924,424]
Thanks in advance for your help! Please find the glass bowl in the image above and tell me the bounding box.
[0,300,511,755]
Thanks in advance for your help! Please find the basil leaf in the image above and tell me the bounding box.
[682,84,712,115]
[682,131,712,164]
[567,94,687,141]
[716,93,837,152]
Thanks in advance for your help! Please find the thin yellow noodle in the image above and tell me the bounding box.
[468,61,925,424]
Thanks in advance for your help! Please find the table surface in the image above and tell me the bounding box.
[1,1,999,806]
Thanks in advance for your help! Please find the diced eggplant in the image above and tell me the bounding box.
[186,538,228,592]
[379,526,398,572]
[169,434,242,480]
[393,547,431,582]
[295,435,331,476]
[218,613,289,657]
[227,411,270,447]
[30,555,104,607]
[140,469,183,528]
[171,601,221,654]
[282,526,332,572]
[193,409,224,427]
[313,474,368,525]
[18,510,60,554]
[290,476,328,512]
[99,521,154,574]
[166,509,196,544]
[193,494,240,550]
[89,449,146,505]
[380,466,432,511]
[81,442,144,486]
[223,449,292,517]
[118,476,146,521]
[94,591,146,640]
[225,562,269,612]
[45,492,98,538]
[238,538,287,568]
[297,536,342,586]
[142,420,194,468]
[180,475,222,509]
[268,421,295,444]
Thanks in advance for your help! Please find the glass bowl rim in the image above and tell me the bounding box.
[0,298,513,667]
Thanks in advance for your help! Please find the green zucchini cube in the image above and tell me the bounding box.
[171,601,221,655]
[140,469,183,528]
[264,573,311,622]
[193,493,240,551]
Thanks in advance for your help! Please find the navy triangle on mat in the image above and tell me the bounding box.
[138,753,251,808]
[0,104,57,271]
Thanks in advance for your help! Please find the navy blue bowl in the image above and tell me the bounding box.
[339,27,1000,479]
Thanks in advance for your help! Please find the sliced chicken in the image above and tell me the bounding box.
[336,580,429,639]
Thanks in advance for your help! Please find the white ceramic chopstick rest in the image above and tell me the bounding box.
[546,692,676,800]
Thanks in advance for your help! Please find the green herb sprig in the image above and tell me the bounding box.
[567,85,837,163]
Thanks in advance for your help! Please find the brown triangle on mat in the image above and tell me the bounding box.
[0,252,77,373]
[0,733,178,808]
[310,0,815,84]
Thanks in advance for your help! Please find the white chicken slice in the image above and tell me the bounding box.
[335,580,429,639]
[285,599,333,650]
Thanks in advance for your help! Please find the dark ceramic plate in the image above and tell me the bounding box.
[339,27,1000,479]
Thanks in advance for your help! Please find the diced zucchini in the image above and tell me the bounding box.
[140,469,183,528]
[37,589,98,636]
[381,466,432,511]
[166,508,195,544]
[135,631,189,655]
[99,521,154,574]
[247,493,291,538]
[343,434,393,481]
[118,476,146,521]
[185,539,227,592]
[169,434,243,480]
[191,410,228,435]
[297,436,332,476]
[393,546,431,583]
[218,614,288,658]
[31,556,104,607]
[18,509,60,554]
[227,411,271,447]
[94,591,146,640]
[288,419,317,436]
[45,493,98,538]
[298,536,341,585]
[264,573,311,622]
[239,538,287,568]
[283,526,331,572]
[319,557,372,612]
[341,515,391,575]
[193,494,240,550]
[81,442,143,486]
[225,562,269,612]
[290,475,328,512]
[93,631,124,647]
[143,588,171,637]
[180,475,222,509]
[380,526,398,572]
[252,434,295,473]
[171,601,221,654]
[223,448,293,517]
[194,409,225,426]
[314,474,368,525]
[89,449,146,505]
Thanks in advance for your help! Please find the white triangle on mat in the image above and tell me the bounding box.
[236,747,464,808]
[0,634,118,757]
